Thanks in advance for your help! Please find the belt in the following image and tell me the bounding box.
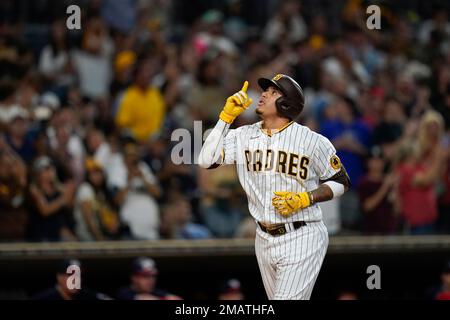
[257,221,307,236]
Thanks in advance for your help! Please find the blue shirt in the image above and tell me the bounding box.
[320,119,371,186]
[177,223,212,240]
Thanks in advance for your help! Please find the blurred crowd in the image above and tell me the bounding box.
[1,0,450,242]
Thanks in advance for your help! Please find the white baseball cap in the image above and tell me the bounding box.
[5,105,29,122]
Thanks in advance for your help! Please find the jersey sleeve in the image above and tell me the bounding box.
[198,119,236,168]
[313,135,342,181]
[222,128,237,165]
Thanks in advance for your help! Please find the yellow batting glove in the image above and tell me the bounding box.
[219,81,253,124]
[272,191,312,216]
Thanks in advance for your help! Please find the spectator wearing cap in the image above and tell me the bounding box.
[34,259,110,300]
[0,137,28,241]
[4,105,36,164]
[217,279,244,300]
[357,146,399,235]
[426,260,450,300]
[110,50,136,98]
[115,57,166,142]
[74,158,120,241]
[27,156,77,241]
[107,142,161,240]
[116,257,182,300]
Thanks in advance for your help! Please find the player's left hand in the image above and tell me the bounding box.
[272,191,311,216]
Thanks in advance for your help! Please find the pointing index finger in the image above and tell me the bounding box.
[241,81,249,93]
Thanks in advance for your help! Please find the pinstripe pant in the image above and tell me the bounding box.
[255,221,329,300]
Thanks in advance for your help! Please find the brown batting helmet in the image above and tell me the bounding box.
[258,74,305,121]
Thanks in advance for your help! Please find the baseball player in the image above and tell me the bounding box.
[198,74,350,300]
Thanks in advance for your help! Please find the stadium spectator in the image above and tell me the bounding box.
[116,257,182,300]
[199,166,245,238]
[372,97,406,162]
[27,156,76,242]
[108,142,161,240]
[193,10,238,57]
[358,146,399,235]
[84,127,112,168]
[72,15,114,99]
[187,52,228,126]
[34,259,110,300]
[0,137,28,241]
[320,96,371,230]
[110,50,136,98]
[395,111,448,235]
[47,107,85,184]
[160,196,211,239]
[38,19,75,91]
[263,0,307,45]
[74,158,120,241]
[115,57,166,142]
[3,106,36,164]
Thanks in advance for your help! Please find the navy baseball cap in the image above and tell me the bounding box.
[132,257,158,276]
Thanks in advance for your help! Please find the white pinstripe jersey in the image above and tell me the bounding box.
[222,120,340,224]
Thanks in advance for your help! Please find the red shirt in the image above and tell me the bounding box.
[397,163,438,227]
[358,176,398,234]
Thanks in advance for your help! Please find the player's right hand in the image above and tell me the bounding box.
[219,81,253,124]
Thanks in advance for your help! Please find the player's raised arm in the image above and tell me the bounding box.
[198,81,252,169]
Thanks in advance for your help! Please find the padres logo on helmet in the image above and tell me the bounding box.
[258,74,305,121]
[272,74,283,81]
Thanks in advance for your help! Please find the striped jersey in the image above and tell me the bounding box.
[222,120,340,224]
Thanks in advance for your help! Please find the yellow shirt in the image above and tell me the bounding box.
[115,86,166,142]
